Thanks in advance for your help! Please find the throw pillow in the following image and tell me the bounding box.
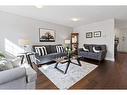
[0,64,8,71]
[4,60,13,69]
[0,59,13,71]
[0,59,6,65]
[0,57,23,72]
[83,46,89,52]
[56,46,65,53]
[93,47,101,53]
[35,46,47,56]
[10,57,22,68]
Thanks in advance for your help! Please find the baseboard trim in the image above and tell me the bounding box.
[118,51,127,54]
[105,57,114,62]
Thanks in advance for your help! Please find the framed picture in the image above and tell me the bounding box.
[39,28,55,42]
[94,31,101,37]
[86,32,92,38]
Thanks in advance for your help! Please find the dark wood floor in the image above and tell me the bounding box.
[34,52,127,89]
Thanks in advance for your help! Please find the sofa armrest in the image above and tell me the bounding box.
[24,64,37,83]
[97,50,107,60]
[78,48,85,55]
[28,53,41,64]
[78,48,84,54]
[0,67,26,85]
[35,53,40,58]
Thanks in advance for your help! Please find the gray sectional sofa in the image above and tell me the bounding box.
[32,44,67,65]
[78,44,107,62]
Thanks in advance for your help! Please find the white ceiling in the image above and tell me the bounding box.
[0,6,127,28]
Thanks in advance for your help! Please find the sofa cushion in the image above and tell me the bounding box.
[95,46,101,50]
[79,51,88,57]
[44,45,52,54]
[36,57,54,64]
[87,52,100,60]
[50,45,57,53]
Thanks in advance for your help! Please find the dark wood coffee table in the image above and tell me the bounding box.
[54,56,81,74]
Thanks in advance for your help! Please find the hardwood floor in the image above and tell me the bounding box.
[34,53,127,89]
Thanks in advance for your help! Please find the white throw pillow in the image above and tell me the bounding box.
[4,61,13,69]
[93,47,100,53]
[83,47,89,52]
[0,57,22,72]
[11,57,22,68]
[0,59,13,71]
[0,64,8,71]
[0,59,6,65]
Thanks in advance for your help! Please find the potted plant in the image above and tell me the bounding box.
[65,47,72,58]
[0,51,5,60]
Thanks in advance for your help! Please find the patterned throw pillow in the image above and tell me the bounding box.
[35,46,47,56]
[56,46,65,53]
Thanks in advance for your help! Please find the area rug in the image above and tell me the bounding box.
[39,60,98,89]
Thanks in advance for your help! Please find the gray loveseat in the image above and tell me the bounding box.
[78,44,107,62]
[32,44,67,65]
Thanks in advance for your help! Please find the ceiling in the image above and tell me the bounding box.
[0,6,127,28]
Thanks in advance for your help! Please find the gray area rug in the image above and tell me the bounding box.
[39,60,98,89]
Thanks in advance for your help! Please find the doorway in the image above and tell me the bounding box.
[117,29,127,53]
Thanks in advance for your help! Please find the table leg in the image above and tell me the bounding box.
[54,62,65,74]
[77,58,81,66]
[54,61,71,74]
[71,58,81,66]
[54,57,81,74]
[64,61,70,74]
[54,62,59,68]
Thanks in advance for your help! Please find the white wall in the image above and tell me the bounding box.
[0,11,115,61]
[74,19,115,61]
[0,11,72,57]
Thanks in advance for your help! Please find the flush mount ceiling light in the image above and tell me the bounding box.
[71,18,80,22]
[35,5,43,8]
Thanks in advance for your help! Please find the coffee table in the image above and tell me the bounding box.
[54,56,81,74]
